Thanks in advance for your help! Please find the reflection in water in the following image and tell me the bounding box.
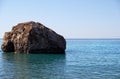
[1,53,66,79]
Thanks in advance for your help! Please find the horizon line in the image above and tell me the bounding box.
[0,38,120,40]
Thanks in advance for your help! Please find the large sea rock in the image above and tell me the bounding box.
[1,21,66,53]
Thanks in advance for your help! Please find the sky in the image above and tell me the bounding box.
[0,0,120,38]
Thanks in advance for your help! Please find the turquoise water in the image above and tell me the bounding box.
[0,39,120,79]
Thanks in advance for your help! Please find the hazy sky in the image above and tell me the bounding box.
[0,0,120,38]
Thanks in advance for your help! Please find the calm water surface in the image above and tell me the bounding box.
[0,39,120,79]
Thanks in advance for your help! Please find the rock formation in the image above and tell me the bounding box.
[1,21,66,53]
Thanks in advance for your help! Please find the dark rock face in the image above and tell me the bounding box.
[1,21,66,53]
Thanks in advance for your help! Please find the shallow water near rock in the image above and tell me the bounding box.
[0,39,120,79]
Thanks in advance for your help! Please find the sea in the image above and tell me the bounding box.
[0,39,120,79]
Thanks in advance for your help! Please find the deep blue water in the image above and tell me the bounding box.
[0,39,120,79]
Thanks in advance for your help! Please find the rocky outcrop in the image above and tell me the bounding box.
[1,21,66,53]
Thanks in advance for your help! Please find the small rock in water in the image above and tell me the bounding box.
[1,21,66,54]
